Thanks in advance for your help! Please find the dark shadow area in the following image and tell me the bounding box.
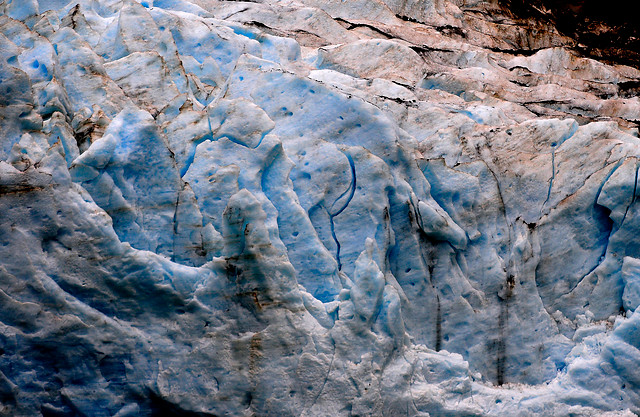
[501,0,640,67]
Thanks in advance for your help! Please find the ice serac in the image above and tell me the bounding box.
[2,0,640,416]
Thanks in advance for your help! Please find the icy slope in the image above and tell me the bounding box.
[1,0,640,415]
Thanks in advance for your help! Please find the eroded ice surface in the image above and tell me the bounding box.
[1,0,640,415]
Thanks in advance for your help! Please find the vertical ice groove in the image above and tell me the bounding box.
[541,148,555,211]
[328,150,356,270]
[180,133,212,178]
[328,208,343,271]
[329,151,357,218]
[620,162,639,227]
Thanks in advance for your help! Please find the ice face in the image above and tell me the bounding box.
[2,0,640,416]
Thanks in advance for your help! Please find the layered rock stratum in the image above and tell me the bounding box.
[2,0,640,415]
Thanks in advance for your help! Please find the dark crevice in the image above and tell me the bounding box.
[328,153,356,218]
[377,94,418,106]
[327,207,342,271]
[485,46,548,56]
[326,151,356,271]
[620,163,639,227]
[62,4,82,31]
[181,132,213,178]
[409,45,456,55]
[382,206,392,273]
[541,148,556,211]
[220,7,250,20]
[171,191,180,263]
[510,78,533,87]
[334,18,393,39]
[395,14,421,24]
[241,20,289,38]
[413,200,442,352]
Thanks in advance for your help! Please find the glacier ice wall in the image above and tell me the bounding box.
[1,0,640,415]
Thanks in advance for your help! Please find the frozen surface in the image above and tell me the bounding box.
[1,0,640,415]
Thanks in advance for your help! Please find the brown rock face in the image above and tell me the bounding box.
[502,0,640,67]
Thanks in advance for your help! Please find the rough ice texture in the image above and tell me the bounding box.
[1,0,640,416]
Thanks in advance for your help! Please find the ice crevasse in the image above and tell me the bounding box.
[2,0,640,415]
